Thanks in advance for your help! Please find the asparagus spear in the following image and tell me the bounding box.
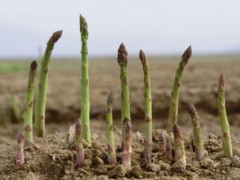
[167,46,192,135]
[172,124,186,170]
[106,92,117,164]
[166,138,173,162]
[23,61,37,144]
[79,15,91,145]
[16,133,25,166]
[35,30,63,137]
[117,43,131,127]
[75,120,84,168]
[117,43,132,167]
[139,50,152,165]
[218,73,232,158]
[187,102,205,161]
[159,132,167,155]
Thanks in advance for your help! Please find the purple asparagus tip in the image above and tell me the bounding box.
[80,14,88,39]
[50,30,63,43]
[173,123,183,139]
[107,92,114,106]
[181,45,192,65]
[30,60,38,70]
[139,49,146,64]
[186,102,197,118]
[219,73,225,88]
[117,43,128,64]
[16,133,25,166]
[159,132,166,154]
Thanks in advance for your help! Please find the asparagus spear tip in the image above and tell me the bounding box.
[16,133,25,166]
[117,43,128,64]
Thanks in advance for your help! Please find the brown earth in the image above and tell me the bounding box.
[1,56,240,179]
[1,130,240,179]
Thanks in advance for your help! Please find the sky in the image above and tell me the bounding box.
[0,0,240,58]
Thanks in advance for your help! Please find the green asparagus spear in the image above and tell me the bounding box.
[187,102,205,161]
[167,46,192,135]
[139,50,152,165]
[106,92,117,164]
[117,43,132,167]
[23,61,37,143]
[218,73,232,158]
[79,15,91,145]
[35,30,63,137]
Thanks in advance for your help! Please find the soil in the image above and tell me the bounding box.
[1,129,240,180]
[1,56,240,179]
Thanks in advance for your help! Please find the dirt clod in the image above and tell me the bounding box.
[159,160,171,170]
[171,160,186,172]
[147,163,161,172]
[200,158,215,169]
[232,155,240,168]
[131,165,143,178]
[107,165,126,178]
[94,157,104,166]
[221,158,232,166]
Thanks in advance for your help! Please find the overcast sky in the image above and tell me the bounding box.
[1,0,240,58]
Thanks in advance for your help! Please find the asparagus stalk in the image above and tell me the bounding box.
[139,50,152,165]
[167,46,192,135]
[117,43,131,128]
[35,30,63,137]
[16,133,25,166]
[79,15,91,145]
[172,124,186,170]
[187,102,205,161]
[159,132,166,155]
[166,138,173,162]
[23,61,37,143]
[75,120,84,168]
[106,92,117,165]
[218,73,232,158]
[117,43,132,167]
[122,118,132,167]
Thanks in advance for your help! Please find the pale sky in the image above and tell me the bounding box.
[1,0,240,58]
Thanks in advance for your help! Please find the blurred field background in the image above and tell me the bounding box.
[1,55,240,144]
[1,0,240,145]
